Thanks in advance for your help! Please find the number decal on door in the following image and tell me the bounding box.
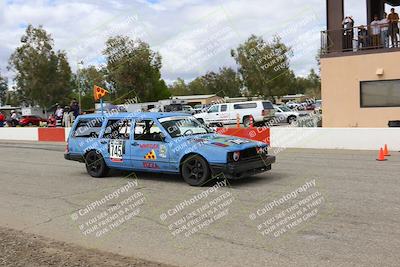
[110,139,124,162]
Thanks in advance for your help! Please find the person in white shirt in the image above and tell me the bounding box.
[370,15,381,48]
[342,16,354,50]
[380,13,390,48]
[55,105,63,120]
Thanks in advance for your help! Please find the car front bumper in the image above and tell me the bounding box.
[210,155,276,179]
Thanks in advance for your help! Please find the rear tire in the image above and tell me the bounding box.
[181,155,211,186]
[243,116,251,127]
[287,116,297,124]
[85,151,109,178]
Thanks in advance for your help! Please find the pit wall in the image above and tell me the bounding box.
[0,127,399,151]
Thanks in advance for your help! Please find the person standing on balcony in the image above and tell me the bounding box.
[342,16,354,51]
[388,8,399,47]
[370,15,381,48]
[380,13,390,48]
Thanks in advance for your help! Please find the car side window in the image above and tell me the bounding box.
[103,119,131,140]
[221,105,227,112]
[72,118,103,138]
[208,105,219,113]
[233,103,257,109]
[134,119,164,142]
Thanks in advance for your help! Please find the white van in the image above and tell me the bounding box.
[194,101,275,127]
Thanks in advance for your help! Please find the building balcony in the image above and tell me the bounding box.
[321,25,400,57]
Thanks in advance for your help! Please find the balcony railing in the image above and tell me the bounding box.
[321,24,400,55]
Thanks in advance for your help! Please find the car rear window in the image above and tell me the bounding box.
[233,103,257,109]
[262,101,274,109]
[72,118,103,138]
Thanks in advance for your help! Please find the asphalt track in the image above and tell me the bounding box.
[0,140,399,266]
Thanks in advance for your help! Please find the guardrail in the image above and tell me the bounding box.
[1,127,400,151]
[321,24,399,54]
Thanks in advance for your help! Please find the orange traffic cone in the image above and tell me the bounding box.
[384,144,391,156]
[376,148,387,161]
[250,116,254,127]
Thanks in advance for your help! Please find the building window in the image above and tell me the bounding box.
[360,80,400,108]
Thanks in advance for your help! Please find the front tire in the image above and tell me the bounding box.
[181,155,211,186]
[287,116,297,124]
[85,151,109,178]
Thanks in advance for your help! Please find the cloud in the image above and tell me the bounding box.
[0,0,329,86]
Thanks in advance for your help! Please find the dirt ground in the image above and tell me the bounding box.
[0,226,174,267]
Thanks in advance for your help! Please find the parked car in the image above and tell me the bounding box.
[314,100,322,114]
[193,104,209,114]
[286,102,302,110]
[274,105,300,124]
[182,105,195,115]
[194,101,275,127]
[19,115,47,127]
[64,113,276,186]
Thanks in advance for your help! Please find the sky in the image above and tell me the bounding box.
[0,0,373,87]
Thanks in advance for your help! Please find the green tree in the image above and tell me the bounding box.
[185,67,242,97]
[304,69,321,99]
[213,67,242,97]
[0,72,8,105]
[169,78,190,96]
[73,66,108,110]
[103,36,170,102]
[188,76,209,95]
[8,25,72,108]
[231,35,294,99]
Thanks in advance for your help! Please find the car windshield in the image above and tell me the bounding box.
[159,116,212,138]
[279,105,292,112]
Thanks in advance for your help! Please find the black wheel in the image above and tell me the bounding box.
[243,116,251,127]
[197,118,205,124]
[181,155,211,186]
[287,116,297,124]
[85,151,109,178]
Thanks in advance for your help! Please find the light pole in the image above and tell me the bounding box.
[77,61,84,112]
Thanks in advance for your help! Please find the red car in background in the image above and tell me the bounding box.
[19,115,47,127]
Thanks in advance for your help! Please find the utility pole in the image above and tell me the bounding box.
[77,61,84,112]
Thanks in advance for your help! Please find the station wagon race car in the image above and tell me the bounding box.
[64,113,276,186]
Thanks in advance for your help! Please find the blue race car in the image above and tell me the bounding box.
[64,113,276,186]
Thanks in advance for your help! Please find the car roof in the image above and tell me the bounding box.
[76,112,191,120]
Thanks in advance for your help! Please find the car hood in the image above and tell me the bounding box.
[176,133,266,151]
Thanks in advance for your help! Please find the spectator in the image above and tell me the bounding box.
[388,8,399,47]
[55,105,63,120]
[8,110,19,127]
[62,106,74,128]
[342,16,354,51]
[70,98,80,119]
[358,25,369,49]
[370,15,381,48]
[47,114,56,127]
[380,12,390,48]
[0,112,5,127]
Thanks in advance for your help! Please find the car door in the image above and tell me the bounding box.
[274,107,285,121]
[206,105,220,124]
[131,119,171,171]
[219,104,230,125]
[100,118,133,170]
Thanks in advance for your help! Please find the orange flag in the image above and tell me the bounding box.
[93,85,109,101]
